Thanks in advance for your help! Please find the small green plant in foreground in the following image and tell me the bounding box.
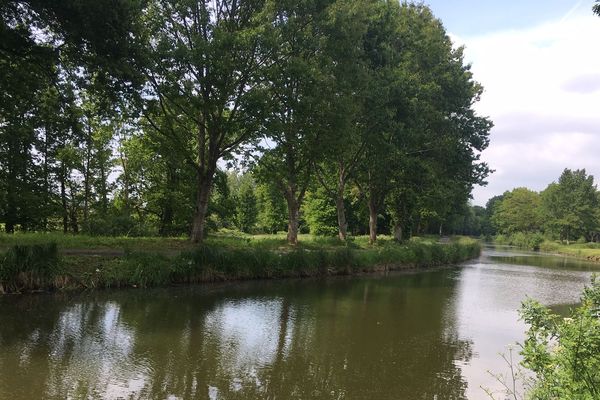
[519,275,600,400]
[484,277,600,400]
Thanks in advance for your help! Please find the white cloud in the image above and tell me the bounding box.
[453,8,600,205]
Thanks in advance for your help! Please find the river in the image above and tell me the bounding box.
[0,246,597,399]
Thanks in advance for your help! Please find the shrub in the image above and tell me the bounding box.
[539,241,560,253]
[103,252,172,287]
[494,232,544,251]
[520,276,600,399]
[0,243,60,292]
[0,237,481,293]
[528,233,544,251]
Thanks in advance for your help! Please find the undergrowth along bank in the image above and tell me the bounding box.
[0,238,481,294]
[494,232,600,262]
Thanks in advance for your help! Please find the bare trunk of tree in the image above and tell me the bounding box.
[393,223,402,242]
[67,179,79,234]
[60,164,68,233]
[368,198,378,244]
[336,191,347,241]
[160,165,177,236]
[5,163,16,234]
[99,160,108,215]
[4,133,17,234]
[70,207,79,234]
[83,130,92,226]
[42,125,49,230]
[159,205,174,236]
[120,153,130,215]
[190,173,213,243]
[285,194,300,245]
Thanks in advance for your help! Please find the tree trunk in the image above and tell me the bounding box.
[99,160,108,215]
[368,198,378,244]
[83,132,92,226]
[70,206,79,234]
[336,189,347,241]
[5,164,16,234]
[5,134,17,234]
[60,165,68,233]
[42,125,49,230]
[159,205,174,236]
[285,194,300,245]
[67,180,79,234]
[332,165,349,241]
[393,223,402,242]
[190,174,213,243]
[159,165,176,236]
[439,222,443,237]
[121,155,130,215]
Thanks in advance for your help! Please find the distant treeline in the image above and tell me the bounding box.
[482,168,600,245]
[0,0,491,243]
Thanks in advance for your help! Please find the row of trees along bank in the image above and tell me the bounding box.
[486,169,600,245]
[0,0,491,244]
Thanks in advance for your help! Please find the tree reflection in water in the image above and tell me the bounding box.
[0,271,472,400]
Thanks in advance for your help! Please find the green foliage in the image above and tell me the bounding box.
[255,182,287,234]
[492,188,542,234]
[228,173,258,233]
[0,243,60,293]
[104,252,172,288]
[541,169,599,243]
[495,232,545,251]
[520,276,600,399]
[303,187,339,236]
[0,234,480,293]
[491,169,600,251]
[84,213,155,237]
[0,1,491,244]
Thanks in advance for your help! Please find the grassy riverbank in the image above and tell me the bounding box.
[0,233,481,294]
[494,232,600,262]
[539,241,600,261]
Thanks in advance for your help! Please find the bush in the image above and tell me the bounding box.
[494,232,544,251]
[520,276,600,399]
[0,243,60,293]
[84,214,156,237]
[528,233,544,251]
[539,241,560,253]
[104,252,172,287]
[0,237,481,293]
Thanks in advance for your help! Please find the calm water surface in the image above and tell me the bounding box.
[0,247,597,399]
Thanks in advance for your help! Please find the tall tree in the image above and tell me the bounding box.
[312,0,373,241]
[228,172,258,233]
[491,188,542,234]
[356,3,491,243]
[136,0,269,242]
[255,0,336,244]
[541,169,598,243]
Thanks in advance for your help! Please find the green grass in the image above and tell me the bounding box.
[0,232,192,252]
[539,241,600,261]
[0,232,481,294]
[0,243,61,293]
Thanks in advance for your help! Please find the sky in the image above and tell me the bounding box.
[424,0,600,206]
